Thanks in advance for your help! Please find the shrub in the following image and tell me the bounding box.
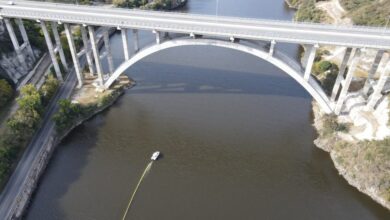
[40,74,59,106]
[52,99,83,132]
[340,0,390,27]
[294,0,327,23]
[7,85,43,136]
[318,61,333,72]
[321,114,349,137]
[0,79,14,107]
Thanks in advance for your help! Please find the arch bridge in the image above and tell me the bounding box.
[1,0,390,115]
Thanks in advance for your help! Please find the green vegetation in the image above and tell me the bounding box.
[113,0,148,8]
[313,59,339,95]
[340,0,390,26]
[0,20,45,54]
[333,138,390,202]
[52,99,85,132]
[40,74,60,106]
[291,0,328,23]
[0,79,14,108]
[113,0,176,10]
[141,0,173,10]
[53,89,123,133]
[0,76,59,186]
[320,114,350,137]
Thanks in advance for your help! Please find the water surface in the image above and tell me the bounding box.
[26,0,390,219]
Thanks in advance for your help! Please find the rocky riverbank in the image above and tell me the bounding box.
[14,76,133,219]
[313,100,390,210]
[286,0,390,210]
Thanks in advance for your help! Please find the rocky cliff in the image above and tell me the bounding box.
[0,20,40,85]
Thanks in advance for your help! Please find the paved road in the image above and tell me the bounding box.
[1,53,51,134]
[0,0,390,49]
[0,25,107,219]
[28,53,52,87]
[17,53,52,90]
[0,64,77,219]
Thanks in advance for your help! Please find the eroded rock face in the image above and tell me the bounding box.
[0,50,38,83]
[0,21,40,84]
[0,21,5,37]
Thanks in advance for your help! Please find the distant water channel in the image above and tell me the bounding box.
[26,0,390,219]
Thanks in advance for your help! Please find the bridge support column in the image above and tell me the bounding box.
[269,40,276,57]
[366,58,390,110]
[88,26,104,86]
[51,22,68,72]
[304,44,318,81]
[153,30,161,44]
[163,32,169,39]
[132,29,139,52]
[121,28,130,60]
[103,28,114,75]
[64,23,83,88]
[16,18,35,61]
[80,25,95,76]
[40,20,63,82]
[4,18,27,71]
[331,47,353,102]
[363,50,384,96]
[334,48,362,115]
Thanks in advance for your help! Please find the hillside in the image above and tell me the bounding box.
[340,0,390,26]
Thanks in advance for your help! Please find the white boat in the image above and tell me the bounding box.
[151,151,160,161]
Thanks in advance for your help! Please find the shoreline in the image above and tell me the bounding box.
[284,0,390,211]
[312,102,390,210]
[17,78,134,219]
[284,0,297,9]
[168,0,188,10]
[300,0,390,210]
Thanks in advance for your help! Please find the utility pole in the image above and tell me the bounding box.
[216,0,219,17]
[383,16,390,34]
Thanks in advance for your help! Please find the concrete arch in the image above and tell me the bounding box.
[105,38,332,113]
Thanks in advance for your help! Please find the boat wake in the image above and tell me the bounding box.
[121,161,154,220]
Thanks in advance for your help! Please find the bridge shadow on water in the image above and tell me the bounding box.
[125,61,311,99]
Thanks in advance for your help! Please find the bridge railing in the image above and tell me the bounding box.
[2,0,390,34]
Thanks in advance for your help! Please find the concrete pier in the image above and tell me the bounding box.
[366,58,390,110]
[4,18,27,70]
[153,30,161,44]
[103,28,114,75]
[88,26,104,86]
[331,47,353,102]
[64,23,83,88]
[16,18,35,60]
[121,28,130,60]
[304,44,318,81]
[363,50,384,96]
[269,40,276,57]
[40,20,63,82]
[132,29,139,52]
[334,48,362,114]
[51,22,68,72]
[80,25,95,76]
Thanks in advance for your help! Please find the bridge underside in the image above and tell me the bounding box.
[105,37,333,114]
[1,0,389,115]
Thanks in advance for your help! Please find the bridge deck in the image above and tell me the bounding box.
[1,0,390,50]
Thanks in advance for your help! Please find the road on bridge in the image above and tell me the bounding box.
[1,0,390,49]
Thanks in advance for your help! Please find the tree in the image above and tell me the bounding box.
[17,84,42,114]
[7,84,43,136]
[52,99,83,131]
[0,79,14,107]
[40,74,59,106]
